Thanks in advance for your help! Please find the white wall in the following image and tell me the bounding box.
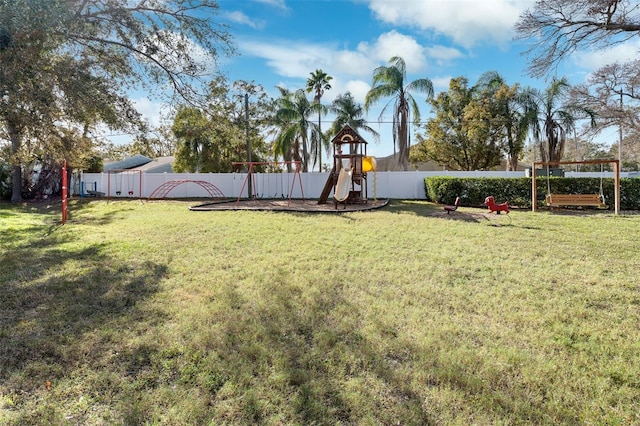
[77,170,629,200]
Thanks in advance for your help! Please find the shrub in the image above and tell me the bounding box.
[425,176,640,210]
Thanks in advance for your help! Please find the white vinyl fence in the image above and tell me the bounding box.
[76,170,625,200]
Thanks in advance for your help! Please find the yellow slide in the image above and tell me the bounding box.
[334,167,352,202]
[362,156,376,172]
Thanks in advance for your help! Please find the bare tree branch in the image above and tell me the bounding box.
[515,0,640,77]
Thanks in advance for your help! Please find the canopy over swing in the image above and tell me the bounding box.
[531,159,620,215]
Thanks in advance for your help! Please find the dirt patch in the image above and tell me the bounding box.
[189,198,390,213]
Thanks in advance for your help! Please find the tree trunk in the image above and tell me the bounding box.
[8,121,22,202]
[301,136,309,172]
[399,113,409,171]
[317,111,322,172]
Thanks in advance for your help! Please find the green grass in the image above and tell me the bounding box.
[1,199,639,425]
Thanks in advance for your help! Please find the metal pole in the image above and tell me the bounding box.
[614,159,620,215]
[619,91,623,169]
[245,93,252,198]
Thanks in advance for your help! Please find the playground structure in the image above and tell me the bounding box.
[231,161,304,207]
[147,180,226,200]
[76,169,104,197]
[484,196,510,214]
[81,181,104,197]
[318,125,376,208]
[444,197,460,214]
[107,169,142,199]
[531,159,620,215]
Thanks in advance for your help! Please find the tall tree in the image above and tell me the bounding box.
[515,0,640,77]
[364,56,434,171]
[573,60,640,136]
[530,77,597,163]
[305,69,332,172]
[272,87,319,172]
[329,92,380,144]
[172,77,271,173]
[128,134,176,159]
[474,71,537,170]
[0,0,233,201]
[412,77,504,171]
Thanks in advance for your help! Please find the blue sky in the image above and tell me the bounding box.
[129,0,640,161]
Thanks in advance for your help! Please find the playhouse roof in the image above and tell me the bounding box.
[330,125,369,146]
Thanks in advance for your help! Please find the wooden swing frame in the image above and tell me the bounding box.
[531,159,620,215]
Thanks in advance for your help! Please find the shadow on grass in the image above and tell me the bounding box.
[207,278,430,424]
[66,198,141,226]
[0,199,131,247]
[384,199,441,217]
[194,270,583,424]
[0,231,168,396]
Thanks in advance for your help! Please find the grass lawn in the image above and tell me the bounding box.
[1,199,639,425]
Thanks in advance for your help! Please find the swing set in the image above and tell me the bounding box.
[107,169,142,199]
[531,159,620,215]
[231,161,304,206]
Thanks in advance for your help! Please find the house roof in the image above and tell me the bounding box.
[133,156,174,173]
[103,154,152,171]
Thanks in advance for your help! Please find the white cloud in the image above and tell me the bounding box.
[223,11,266,30]
[357,31,428,72]
[133,97,165,128]
[333,50,377,79]
[431,76,453,92]
[239,30,430,84]
[253,0,288,12]
[326,78,371,105]
[571,40,640,71]
[367,0,533,48]
[239,39,335,78]
[425,45,464,65]
[343,80,371,104]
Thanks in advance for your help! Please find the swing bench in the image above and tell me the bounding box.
[545,193,607,208]
[531,159,620,215]
[542,162,607,209]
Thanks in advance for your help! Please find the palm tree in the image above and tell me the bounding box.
[364,56,434,170]
[529,77,596,163]
[329,92,380,144]
[306,69,332,171]
[272,87,319,172]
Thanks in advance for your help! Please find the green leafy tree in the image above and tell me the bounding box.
[364,56,434,170]
[0,0,233,202]
[412,77,504,171]
[172,77,271,173]
[306,69,332,171]
[172,107,214,173]
[474,71,537,170]
[128,135,176,159]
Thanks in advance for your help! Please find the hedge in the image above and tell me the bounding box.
[424,176,640,210]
